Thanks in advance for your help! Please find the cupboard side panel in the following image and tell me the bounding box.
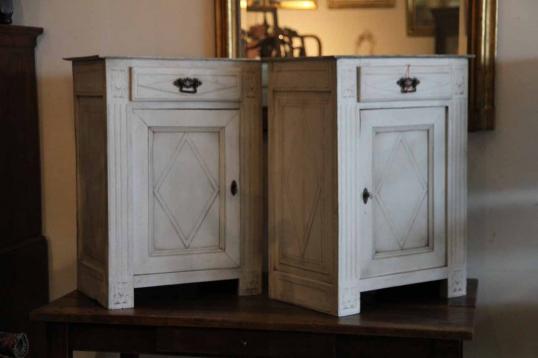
[105,60,134,308]
[74,91,109,307]
[336,60,362,316]
[239,64,264,295]
[268,60,339,315]
[445,62,469,297]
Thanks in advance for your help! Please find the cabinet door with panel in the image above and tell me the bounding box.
[131,109,240,276]
[359,107,446,279]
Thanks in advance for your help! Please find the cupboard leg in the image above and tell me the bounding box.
[338,288,361,316]
[443,268,467,298]
[238,270,262,296]
[107,281,135,309]
[433,339,463,358]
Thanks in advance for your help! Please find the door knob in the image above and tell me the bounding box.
[362,188,371,204]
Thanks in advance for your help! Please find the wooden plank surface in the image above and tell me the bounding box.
[32,279,477,341]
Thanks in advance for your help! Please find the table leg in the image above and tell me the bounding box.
[47,323,72,358]
[336,336,463,358]
[433,339,463,358]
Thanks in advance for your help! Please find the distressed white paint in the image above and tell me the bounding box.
[359,107,447,279]
[358,64,452,102]
[131,109,240,276]
[72,57,263,309]
[269,57,468,316]
[131,66,241,102]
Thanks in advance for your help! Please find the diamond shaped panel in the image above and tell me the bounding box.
[373,131,428,252]
[282,104,323,258]
[154,133,218,249]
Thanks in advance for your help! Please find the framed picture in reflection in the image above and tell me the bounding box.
[407,0,460,36]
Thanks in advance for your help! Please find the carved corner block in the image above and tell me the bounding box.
[339,287,360,316]
[108,281,134,309]
[239,270,263,296]
[445,268,467,298]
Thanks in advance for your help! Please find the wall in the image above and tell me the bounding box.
[242,0,434,55]
[465,0,538,357]
[14,1,214,357]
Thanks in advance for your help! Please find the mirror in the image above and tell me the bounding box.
[239,0,464,57]
[215,0,497,130]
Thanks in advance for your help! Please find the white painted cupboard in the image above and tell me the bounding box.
[70,57,263,309]
[268,57,468,316]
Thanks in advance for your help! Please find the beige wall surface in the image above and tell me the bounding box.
[14,0,538,357]
[15,0,214,299]
[15,1,214,357]
[465,0,538,357]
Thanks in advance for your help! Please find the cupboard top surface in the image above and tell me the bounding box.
[65,55,473,63]
[267,55,473,63]
[65,55,260,63]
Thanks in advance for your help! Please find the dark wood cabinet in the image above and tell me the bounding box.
[32,280,477,357]
[432,7,460,54]
[0,24,48,357]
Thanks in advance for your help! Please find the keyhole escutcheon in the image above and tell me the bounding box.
[362,188,371,204]
[231,180,238,196]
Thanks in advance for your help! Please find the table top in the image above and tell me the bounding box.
[32,279,477,341]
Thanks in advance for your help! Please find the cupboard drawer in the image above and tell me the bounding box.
[358,64,452,102]
[131,66,241,102]
[156,328,335,357]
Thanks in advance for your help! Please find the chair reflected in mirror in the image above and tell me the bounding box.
[240,0,323,58]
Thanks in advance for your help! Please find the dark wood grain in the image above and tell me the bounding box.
[156,327,336,357]
[0,24,48,358]
[336,335,462,358]
[33,279,476,357]
[0,25,43,242]
[432,7,460,54]
[47,324,72,358]
[33,279,476,337]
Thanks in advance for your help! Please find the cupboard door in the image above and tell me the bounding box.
[131,109,240,275]
[359,107,446,278]
[270,92,336,284]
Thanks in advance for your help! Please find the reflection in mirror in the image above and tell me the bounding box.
[240,0,467,58]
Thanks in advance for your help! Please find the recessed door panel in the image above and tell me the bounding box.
[359,107,446,278]
[270,92,335,283]
[131,109,240,275]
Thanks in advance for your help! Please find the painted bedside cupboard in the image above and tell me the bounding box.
[69,56,263,309]
[268,56,469,316]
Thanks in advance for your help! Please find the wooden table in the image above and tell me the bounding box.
[32,279,477,357]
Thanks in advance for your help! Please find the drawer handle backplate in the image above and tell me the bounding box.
[173,77,202,94]
[397,76,420,93]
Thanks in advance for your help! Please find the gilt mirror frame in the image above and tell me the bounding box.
[214,0,497,131]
